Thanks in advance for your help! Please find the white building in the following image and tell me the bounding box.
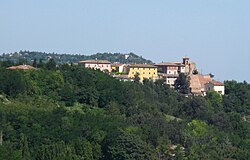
[204,81,225,95]
[111,63,126,73]
[78,60,111,72]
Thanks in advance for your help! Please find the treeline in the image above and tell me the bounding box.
[0,61,249,159]
[0,51,152,65]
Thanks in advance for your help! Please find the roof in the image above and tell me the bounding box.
[7,65,35,70]
[129,64,157,68]
[207,81,224,86]
[78,60,111,64]
[155,62,179,66]
[190,75,212,95]
[198,75,212,88]
[155,62,185,67]
[111,63,124,67]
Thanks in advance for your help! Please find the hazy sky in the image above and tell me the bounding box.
[1,0,250,82]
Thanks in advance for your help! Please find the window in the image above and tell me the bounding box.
[149,72,150,74]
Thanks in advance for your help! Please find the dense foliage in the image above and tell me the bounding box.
[0,61,249,159]
[0,51,152,65]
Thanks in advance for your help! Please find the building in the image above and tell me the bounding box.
[111,63,125,73]
[7,65,35,70]
[189,74,224,96]
[128,64,158,82]
[204,81,225,95]
[158,73,179,87]
[155,62,185,75]
[182,57,197,75]
[189,74,212,96]
[78,60,111,72]
[155,58,187,87]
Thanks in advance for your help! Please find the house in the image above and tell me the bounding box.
[7,65,35,70]
[111,63,125,73]
[128,64,158,82]
[189,75,212,96]
[204,81,225,95]
[158,73,179,87]
[155,62,185,75]
[189,74,224,96]
[78,59,111,72]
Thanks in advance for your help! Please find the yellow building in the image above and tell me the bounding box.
[128,64,158,81]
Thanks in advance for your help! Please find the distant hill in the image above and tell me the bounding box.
[0,51,153,65]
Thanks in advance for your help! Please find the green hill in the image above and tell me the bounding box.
[0,61,249,159]
[0,51,153,65]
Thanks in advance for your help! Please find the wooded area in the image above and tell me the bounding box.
[0,60,249,159]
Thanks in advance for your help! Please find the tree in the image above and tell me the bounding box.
[106,130,154,160]
[205,91,223,111]
[174,73,190,94]
[45,58,57,70]
[32,58,37,68]
[133,72,140,83]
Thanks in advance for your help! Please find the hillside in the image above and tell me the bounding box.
[0,61,249,159]
[0,51,153,65]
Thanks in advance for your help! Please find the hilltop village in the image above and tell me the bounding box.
[6,55,224,96]
[77,57,225,96]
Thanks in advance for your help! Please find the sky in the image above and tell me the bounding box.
[1,0,250,82]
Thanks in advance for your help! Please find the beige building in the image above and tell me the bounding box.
[182,57,197,75]
[204,81,225,95]
[189,75,212,96]
[190,74,225,96]
[78,60,111,72]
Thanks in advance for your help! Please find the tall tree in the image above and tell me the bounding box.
[174,73,190,94]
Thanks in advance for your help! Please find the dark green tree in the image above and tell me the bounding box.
[174,73,190,94]
[133,72,140,83]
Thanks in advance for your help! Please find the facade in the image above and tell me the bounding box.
[128,64,158,81]
[78,60,111,72]
[155,62,185,75]
[204,81,225,95]
[111,63,125,73]
[158,73,178,87]
[182,57,197,75]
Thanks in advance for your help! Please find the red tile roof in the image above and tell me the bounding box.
[208,81,224,86]
[7,65,35,70]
